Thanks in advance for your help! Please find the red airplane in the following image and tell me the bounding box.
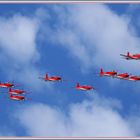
[100,68,117,77]
[76,83,94,91]
[39,73,62,82]
[0,82,14,88]
[120,52,140,60]
[115,73,129,79]
[7,88,29,95]
[127,75,140,81]
[9,94,25,101]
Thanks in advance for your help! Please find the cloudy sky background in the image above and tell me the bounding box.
[0,3,140,137]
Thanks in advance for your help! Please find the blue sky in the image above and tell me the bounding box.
[1,3,140,137]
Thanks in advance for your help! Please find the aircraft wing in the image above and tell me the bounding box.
[120,54,131,59]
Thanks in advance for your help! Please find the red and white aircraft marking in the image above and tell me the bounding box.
[120,52,140,60]
[100,68,117,77]
[8,88,29,95]
[76,83,94,91]
[115,73,129,80]
[9,94,25,101]
[0,82,14,88]
[127,75,140,81]
[39,73,62,82]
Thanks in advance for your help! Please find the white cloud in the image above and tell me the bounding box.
[15,94,136,137]
[0,13,52,91]
[49,4,140,74]
[0,14,39,66]
[16,103,68,136]
[0,14,39,76]
[53,29,92,71]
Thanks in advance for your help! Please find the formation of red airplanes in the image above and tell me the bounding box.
[100,68,140,81]
[38,52,140,92]
[99,51,140,81]
[0,82,29,101]
[39,73,95,91]
[1,51,139,101]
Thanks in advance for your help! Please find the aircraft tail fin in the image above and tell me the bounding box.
[45,73,49,79]
[100,68,103,76]
[127,52,130,56]
[76,83,80,87]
